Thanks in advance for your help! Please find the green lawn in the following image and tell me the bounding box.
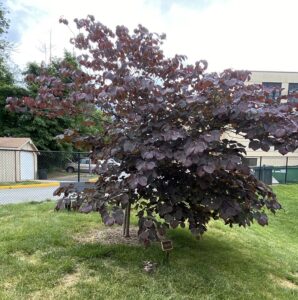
[0,185,297,299]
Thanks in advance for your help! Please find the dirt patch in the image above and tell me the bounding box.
[29,291,48,300]
[27,270,82,300]
[270,274,298,290]
[61,269,82,288]
[3,281,14,290]
[74,226,140,246]
[11,251,40,265]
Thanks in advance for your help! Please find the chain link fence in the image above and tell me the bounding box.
[0,150,298,205]
[0,149,97,204]
[244,156,298,185]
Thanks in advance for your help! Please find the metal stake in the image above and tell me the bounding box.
[259,156,262,180]
[78,152,81,182]
[285,156,289,184]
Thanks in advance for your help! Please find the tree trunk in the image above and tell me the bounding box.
[123,203,131,237]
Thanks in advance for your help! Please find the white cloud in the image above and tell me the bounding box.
[6,0,298,72]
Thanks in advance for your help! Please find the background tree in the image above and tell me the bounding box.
[0,2,13,85]
[23,51,104,149]
[0,2,9,49]
[8,16,298,244]
[0,54,72,151]
[1,50,104,152]
[0,5,73,171]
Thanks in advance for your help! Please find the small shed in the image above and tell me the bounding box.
[0,137,38,182]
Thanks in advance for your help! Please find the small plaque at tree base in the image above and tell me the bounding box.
[161,240,173,251]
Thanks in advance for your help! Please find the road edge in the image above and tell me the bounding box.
[0,182,60,190]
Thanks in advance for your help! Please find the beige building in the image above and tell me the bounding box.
[0,138,38,182]
[226,71,298,167]
[249,70,298,101]
[236,137,298,167]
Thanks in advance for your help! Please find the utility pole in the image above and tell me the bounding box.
[37,42,47,65]
[49,30,52,64]
[37,30,54,65]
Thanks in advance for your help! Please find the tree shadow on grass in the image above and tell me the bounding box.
[16,226,295,299]
[55,227,273,279]
[47,227,286,299]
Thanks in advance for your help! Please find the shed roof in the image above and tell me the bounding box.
[0,137,38,151]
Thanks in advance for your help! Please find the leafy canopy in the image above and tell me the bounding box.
[1,51,103,152]
[7,16,298,244]
[0,3,13,85]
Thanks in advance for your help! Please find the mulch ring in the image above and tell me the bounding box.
[74,226,140,246]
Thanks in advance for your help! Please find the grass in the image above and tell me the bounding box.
[0,185,297,299]
[0,181,43,186]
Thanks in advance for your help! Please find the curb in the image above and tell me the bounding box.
[88,177,99,183]
[0,182,60,190]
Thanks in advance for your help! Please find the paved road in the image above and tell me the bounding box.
[0,186,60,205]
[49,174,96,182]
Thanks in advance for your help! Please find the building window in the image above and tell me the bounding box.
[262,82,282,100]
[288,83,298,103]
[243,157,258,167]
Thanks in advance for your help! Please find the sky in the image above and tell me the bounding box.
[4,0,298,73]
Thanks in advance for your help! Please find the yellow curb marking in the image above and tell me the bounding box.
[0,182,59,190]
[88,177,99,183]
[0,178,99,189]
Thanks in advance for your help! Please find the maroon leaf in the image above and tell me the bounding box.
[274,128,286,138]
[79,204,93,213]
[144,220,153,228]
[139,230,149,240]
[249,140,261,151]
[123,141,136,153]
[112,207,124,225]
[120,194,129,205]
[142,151,154,159]
[138,176,148,187]
[170,219,179,229]
[257,213,268,226]
[203,164,215,174]
[103,215,115,226]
